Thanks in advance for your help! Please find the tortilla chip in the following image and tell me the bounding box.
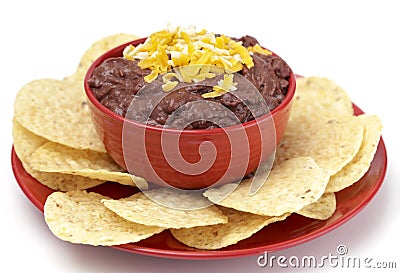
[14,34,140,153]
[326,115,382,192]
[29,141,142,187]
[291,76,354,122]
[102,188,227,228]
[171,207,290,249]
[296,193,336,220]
[14,78,105,152]
[75,33,140,78]
[275,116,364,176]
[12,120,104,191]
[204,157,329,216]
[44,191,164,246]
[12,119,46,165]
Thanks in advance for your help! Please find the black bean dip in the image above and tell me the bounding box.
[88,36,291,129]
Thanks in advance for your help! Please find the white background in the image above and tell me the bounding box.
[1,0,399,272]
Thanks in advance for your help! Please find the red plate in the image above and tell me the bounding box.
[11,104,387,260]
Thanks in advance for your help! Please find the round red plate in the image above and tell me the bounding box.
[11,104,387,260]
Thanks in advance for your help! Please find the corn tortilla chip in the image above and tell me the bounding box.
[12,120,104,191]
[14,34,139,153]
[102,188,228,228]
[204,157,330,216]
[326,115,382,192]
[44,191,164,246]
[171,207,290,250]
[275,116,364,176]
[12,119,46,165]
[75,33,139,78]
[296,193,336,220]
[291,76,354,122]
[29,141,143,187]
[14,78,106,152]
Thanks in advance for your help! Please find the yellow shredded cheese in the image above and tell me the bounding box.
[162,72,178,83]
[202,87,227,99]
[247,44,272,56]
[123,26,255,86]
[162,80,178,92]
[123,26,273,98]
[202,74,237,98]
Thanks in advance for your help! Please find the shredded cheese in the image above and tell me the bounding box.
[202,74,237,98]
[161,80,178,92]
[247,44,272,56]
[124,25,271,96]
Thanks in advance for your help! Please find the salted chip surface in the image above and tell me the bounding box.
[12,120,104,191]
[204,157,329,216]
[275,116,364,176]
[14,78,105,152]
[291,76,354,122]
[29,142,140,187]
[76,33,139,77]
[326,115,382,192]
[44,191,164,246]
[171,207,290,250]
[102,188,228,229]
[296,193,336,220]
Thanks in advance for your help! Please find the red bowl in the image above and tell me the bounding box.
[84,38,296,189]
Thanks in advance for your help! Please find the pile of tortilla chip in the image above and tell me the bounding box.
[12,34,382,250]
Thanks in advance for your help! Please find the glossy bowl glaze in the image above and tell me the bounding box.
[84,38,296,189]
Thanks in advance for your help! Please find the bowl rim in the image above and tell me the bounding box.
[84,37,296,135]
